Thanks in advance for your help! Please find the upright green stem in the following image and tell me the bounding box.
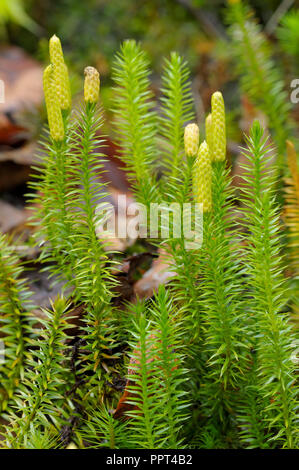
[0,253,26,412]
[200,161,244,431]
[72,102,112,381]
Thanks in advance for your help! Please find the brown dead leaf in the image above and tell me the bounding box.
[239,95,268,135]
[112,252,158,305]
[0,141,37,166]
[96,188,139,251]
[0,199,28,233]
[0,47,42,179]
[98,137,129,192]
[0,46,43,119]
[0,160,32,192]
[27,264,74,323]
[133,249,176,300]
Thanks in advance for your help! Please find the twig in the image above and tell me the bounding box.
[175,0,227,39]
[265,0,294,35]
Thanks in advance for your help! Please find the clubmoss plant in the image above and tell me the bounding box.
[3,297,74,449]
[238,122,298,448]
[124,286,188,449]
[227,0,293,172]
[160,53,194,181]
[0,234,33,413]
[30,38,73,282]
[66,65,117,391]
[112,40,159,208]
[0,36,298,450]
[196,92,246,439]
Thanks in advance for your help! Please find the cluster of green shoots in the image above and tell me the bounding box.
[0,32,298,449]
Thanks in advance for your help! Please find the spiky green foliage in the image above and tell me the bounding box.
[16,428,59,449]
[3,296,74,449]
[66,102,118,388]
[79,405,130,449]
[29,39,73,283]
[67,103,111,305]
[198,160,246,433]
[112,41,201,365]
[149,286,188,447]
[237,355,271,449]
[0,234,33,413]
[112,40,159,207]
[1,38,298,450]
[0,0,39,36]
[157,57,200,345]
[29,116,74,283]
[153,55,198,350]
[159,52,194,198]
[227,0,293,170]
[237,122,298,449]
[31,37,119,393]
[160,147,202,345]
[278,9,299,64]
[124,286,188,449]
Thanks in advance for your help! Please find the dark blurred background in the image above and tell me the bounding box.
[0,1,290,71]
